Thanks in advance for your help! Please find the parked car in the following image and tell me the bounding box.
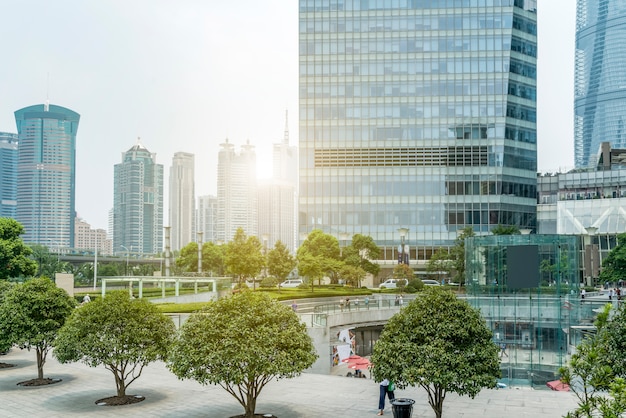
[421,279,441,286]
[378,278,408,289]
[280,279,304,288]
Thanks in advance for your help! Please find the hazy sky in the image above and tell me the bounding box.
[0,1,575,231]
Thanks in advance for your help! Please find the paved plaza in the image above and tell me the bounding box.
[0,347,578,418]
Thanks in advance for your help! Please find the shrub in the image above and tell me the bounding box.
[260,276,279,288]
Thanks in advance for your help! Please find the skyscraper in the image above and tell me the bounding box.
[0,132,18,218]
[113,139,163,255]
[197,195,218,243]
[217,139,257,241]
[169,152,195,252]
[14,104,80,247]
[299,1,537,266]
[574,0,626,167]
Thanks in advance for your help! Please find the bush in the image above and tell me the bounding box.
[405,278,425,293]
[260,276,279,288]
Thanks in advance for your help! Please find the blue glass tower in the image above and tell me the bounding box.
[14,104,79,247]
[299,0,538,264]
[0,132,18,218]
[574,0,626,167]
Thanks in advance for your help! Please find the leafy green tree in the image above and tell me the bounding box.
[54,291,175,399]
[599,232,626,285]
[0,277,75,381]
[392,263,413,291]
[0,218,37,280]
[176,241,201,272]
[96,263,124,277]
[450,227,475,285]
[30,244,72,278]
[168,292,317,418]
[338,264,366,287]
[224,228,264,285]
[342,234,381,283]
[267,240,296,283]
[203,241,226,276]
[0,280,13,357]
[427,248,454,284]
[297,230,342,290]
[371,287,500,418]
[490,224,520,235]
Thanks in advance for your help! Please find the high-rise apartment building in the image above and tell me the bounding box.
[258,113,298,252]
[74,217,113,255]
[217,139,257,241]
[574,0,626,167]
[299,0,538,266]
[14,103,80,247]
[113,140,163,254]
[169,152,195,251]
[197,195,218,243]
[0,132,18,218]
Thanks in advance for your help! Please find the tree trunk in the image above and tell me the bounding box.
[115,372,126,397]
[244,397,256,418]
[36,346,45,380]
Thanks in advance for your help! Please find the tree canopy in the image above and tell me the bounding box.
[0,218,37,280]
[168,291,317,418]
[371,287,500,418]
[342,234,381,280]
[599,232,626,284]
[267,240,296,282]
[297,229,342,289]
[427,248,454,284]
[176,241,226,276]
[450,226,475,285]
[0,277,76,380]
[224,228,264,284]
[54,291,176,398]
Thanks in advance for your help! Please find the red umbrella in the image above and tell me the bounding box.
[342,355,363,363]
[348,359,371,370]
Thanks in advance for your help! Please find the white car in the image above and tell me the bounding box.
[280,279,304,288]
[421,279,441,286]
[379,278,408,289]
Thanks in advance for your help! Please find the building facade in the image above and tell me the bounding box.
[197,195,218,243]
[113,140,163,255]
[574,0,626,167]
[74,217,113,255]
[169,152,195,251]
[216,139,257,241]
[0,132,18,218]
[298,0,538,268]
[14,103,80,247]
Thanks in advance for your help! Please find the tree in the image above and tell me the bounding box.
[391,263,413,291]
[30,244,72,278]
[54,291,176,399]
[338,264,366,287]
[168,292,317,418]
[0,277,75,382]
[450,227,475,285]
[267,240,296,283]
[371,287,500,418]
[490,224,520,235]
[0,218,37,280]
[342,234,381,283]
[427,248,454,284]
[599,232,626,284]
[0,280,13,357]
[224,228,264,285]
[175,241,226,276]
[176,241,201,272]
[297,229,342,290]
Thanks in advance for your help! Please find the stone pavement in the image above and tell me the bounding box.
[0,348,577,417]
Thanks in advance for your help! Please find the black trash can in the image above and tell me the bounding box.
[391,398,415,418]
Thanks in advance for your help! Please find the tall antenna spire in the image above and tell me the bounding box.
[283,109,289,145]
[44,72,50,111]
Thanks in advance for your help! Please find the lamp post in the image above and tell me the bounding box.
[261,234,269,292]
[93,232,98,290]
[120,245,129,276]
[398,228,409,265]
[584,226,598,287]
[197,231,204,274]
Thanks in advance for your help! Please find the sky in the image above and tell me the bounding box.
[0,1,575,231]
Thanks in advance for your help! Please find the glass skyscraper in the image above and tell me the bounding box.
[299,0,538,264]
[0,132,18,218]
[14,104,80,247]
[574,0,626,167]
[113,141,164,255]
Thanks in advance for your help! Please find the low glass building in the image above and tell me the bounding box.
[465,234,582,387]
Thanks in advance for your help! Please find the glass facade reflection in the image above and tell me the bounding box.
[299,0,537,262]
[574,0,626,167]
[0,132,18,218]
[14,104,80,248]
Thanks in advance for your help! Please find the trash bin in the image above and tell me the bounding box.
[391,398,415,418]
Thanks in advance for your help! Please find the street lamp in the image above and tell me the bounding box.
[197,231,204,274]
[397,228,409,265]
[261,234,269,292]
[120,245,129,276]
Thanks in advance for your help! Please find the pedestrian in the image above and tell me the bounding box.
[377,378,395,416]
[291,300,298,312]
[346,297,351,310]
[581,288,586,300]
[364,296,370,309]
[339,298,345,311]
[609,288,614,301]
[398,295,404,306]
[499,342,508,358]
[617,288,622,301]
[82,294,91,305]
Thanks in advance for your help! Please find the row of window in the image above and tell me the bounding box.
[299,0,535,13]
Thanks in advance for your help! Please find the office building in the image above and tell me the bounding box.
[197,195,218,243]
[574,0,626,167]
[169,152,195,251]
[14,103,80,247]
[0,132,18,218]
[113,139,163,254]
[299,1,538,270]
[74,217,113,255]
[217,139,257,241]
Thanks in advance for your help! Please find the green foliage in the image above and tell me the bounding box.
[602,302,626,378]
[490,224,520,235]
[0,218,37,280]
[392,263,413,290]
[30,244,73,279]
[225,228,264,285]
[427,248,454,283]
[451,227,475,285]
[297,230,343,290]
[54,291,176,397]
[267,240,296,282]
[259,276,279,288]
[168,292,317,418]
[371,287,500,418]
[338,264,366,287]
[599,232,626,284]
[176,241,226,276]
[342,234,381,279]
[0,277,76,379]
[405,278,425,293]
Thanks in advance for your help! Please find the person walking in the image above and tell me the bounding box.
[291,300,298,312]
[377,378,395,416]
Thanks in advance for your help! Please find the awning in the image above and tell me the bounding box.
[546,380,570,391]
